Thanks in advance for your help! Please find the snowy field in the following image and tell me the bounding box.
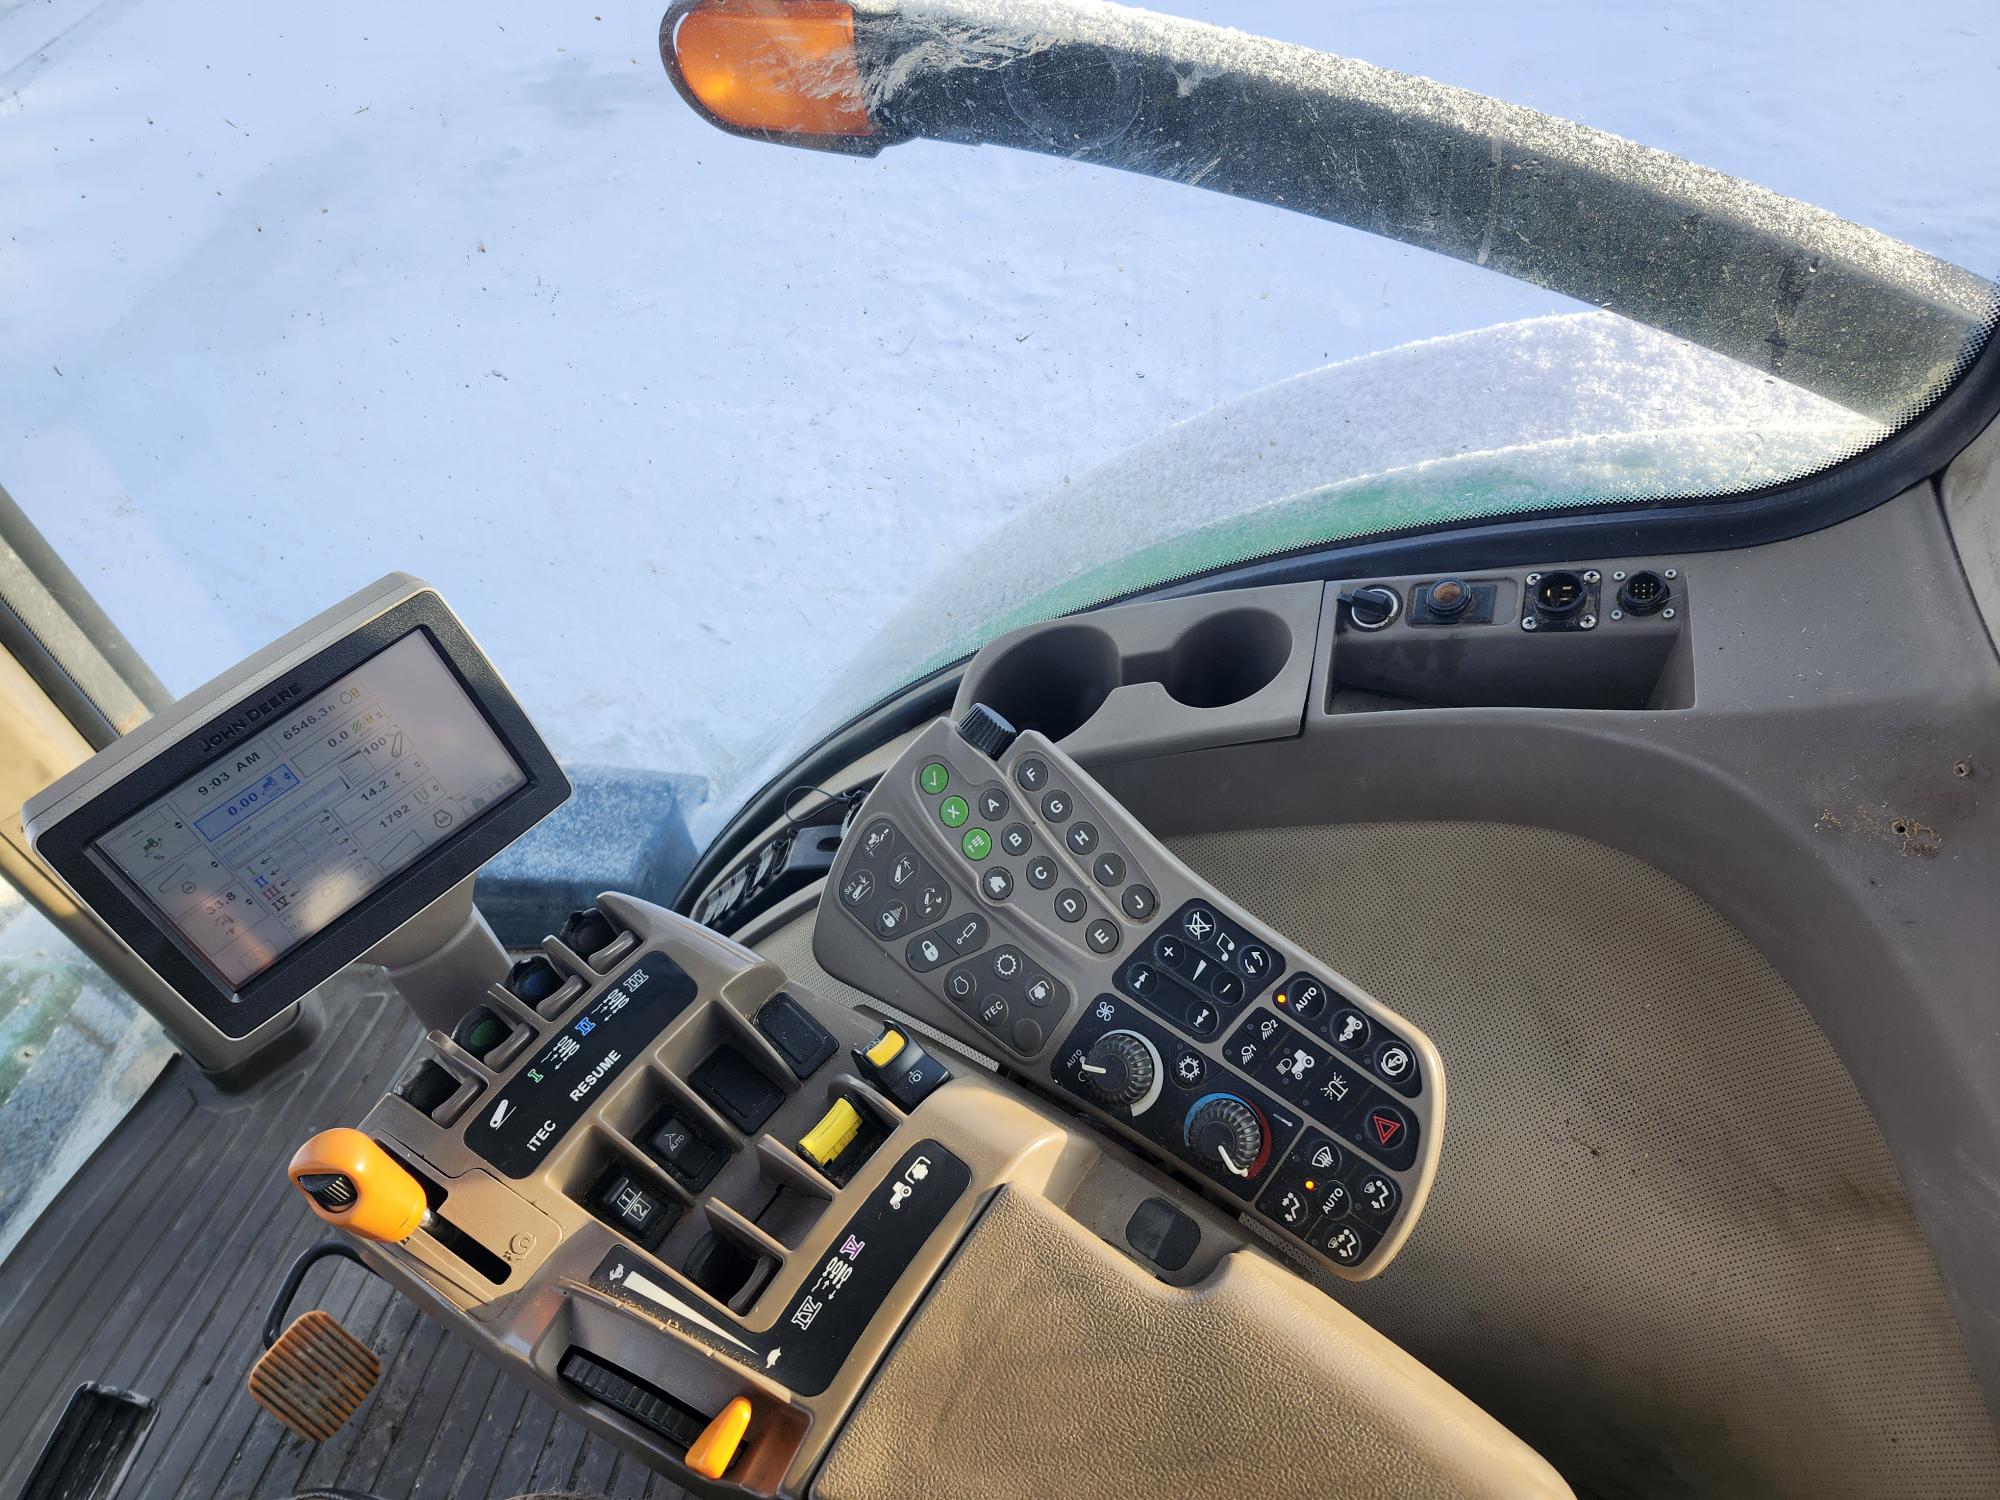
[4,0,1995,830]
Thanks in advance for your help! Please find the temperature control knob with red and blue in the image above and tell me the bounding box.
[1184,1093,1266,1178]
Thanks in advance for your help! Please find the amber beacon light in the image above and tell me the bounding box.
[664,0,875,144]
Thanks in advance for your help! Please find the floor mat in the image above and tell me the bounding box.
[0,970,687,1500]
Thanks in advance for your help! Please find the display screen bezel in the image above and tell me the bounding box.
[35,593,569,1037]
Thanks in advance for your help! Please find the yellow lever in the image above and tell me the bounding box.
[288,1127,429,1243]
[798,1098,863,1168]
[686,1395,753,1480]
[863,1027,906,1068]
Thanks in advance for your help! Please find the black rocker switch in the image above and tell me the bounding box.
[689,1046,785,1134]
[591,1166,678,1250]
[754,992,837,1080]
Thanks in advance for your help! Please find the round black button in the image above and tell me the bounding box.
[1124,962,1159,996]
[945,967,976,1001]
[1373,1040,1417,1089]
[1065,821,1098,856]
[1041,789,1072,822]
[1091,852,1125,886]
[1185,1000,1221,1038]
[989,948,1024,982]
[1053,887,1087,923]
[977,994,1009,1032]
[1011,1016,1045,1053]
[977,787,1010,821]
[1182,906,1219,945]
[1015,756,1049,792]
[1210,972,1244,1005]
[917,882,950,920]
[1026,855,1058,890]
[1238,944,1272,981]
[999,822,1032,856]
[1122,884,1157,920]
[979,866,1014,902]
[1153,933,1187,969]
[1320,1222,1367,1266]
[874,902,908,936]
[1024,973,1059,1008]
[839,869,874,907]
[860,820,896,860]
[889,852,918,888]
[1086,918,1121,955]
[1171,1048,1207,1089]
[1312,1179,1351,1220]
[1354,1171,1399,1219]
[1281,977,1329,1021]
[1328,1008,1371,1052]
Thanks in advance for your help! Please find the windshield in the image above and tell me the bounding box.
[5,0,1995,845]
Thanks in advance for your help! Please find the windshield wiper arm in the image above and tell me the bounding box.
[662,0,1995,422]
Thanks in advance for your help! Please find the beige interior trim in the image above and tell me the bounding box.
[815,1185,1572,1500]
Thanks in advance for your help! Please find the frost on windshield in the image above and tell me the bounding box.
[769,309,1874,776]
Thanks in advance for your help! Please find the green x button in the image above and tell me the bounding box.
[939,795,969,827]
[961,827,993,861]
[919,761,950,796]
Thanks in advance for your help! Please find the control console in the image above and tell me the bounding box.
[813,706,1446,1277]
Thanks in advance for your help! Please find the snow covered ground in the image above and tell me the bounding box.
[3,0,1995,830]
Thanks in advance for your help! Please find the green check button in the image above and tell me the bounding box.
[919,761,950,796]
[939,795,969,828]
[961,827,992,861]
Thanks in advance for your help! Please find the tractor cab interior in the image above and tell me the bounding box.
[2,3,1998,1499]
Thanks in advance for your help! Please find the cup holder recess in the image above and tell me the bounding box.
[964,606,1296,742]
[1153,608,1293,709]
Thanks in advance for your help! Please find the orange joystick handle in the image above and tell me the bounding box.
[288,1127,429,1243]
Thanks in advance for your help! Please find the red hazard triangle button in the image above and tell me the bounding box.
[1369,1110,1405,1148]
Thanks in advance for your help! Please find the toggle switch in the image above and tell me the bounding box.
[288,1128,430,1243]
[798,1098,864,1170]
[854,1024,952,1112]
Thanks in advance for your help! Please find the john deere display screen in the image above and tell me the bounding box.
[98,632,527,987]
[24,576,571,1036]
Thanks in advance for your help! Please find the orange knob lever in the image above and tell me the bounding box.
[686,1395,753,1480]
[288,1127,429,1244]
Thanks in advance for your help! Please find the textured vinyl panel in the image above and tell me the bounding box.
[0,973,686,1500]
[760,822,2000,1499]
[1172,821,1999,1500]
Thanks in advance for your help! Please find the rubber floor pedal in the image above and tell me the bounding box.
[246,1309,380,1442]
